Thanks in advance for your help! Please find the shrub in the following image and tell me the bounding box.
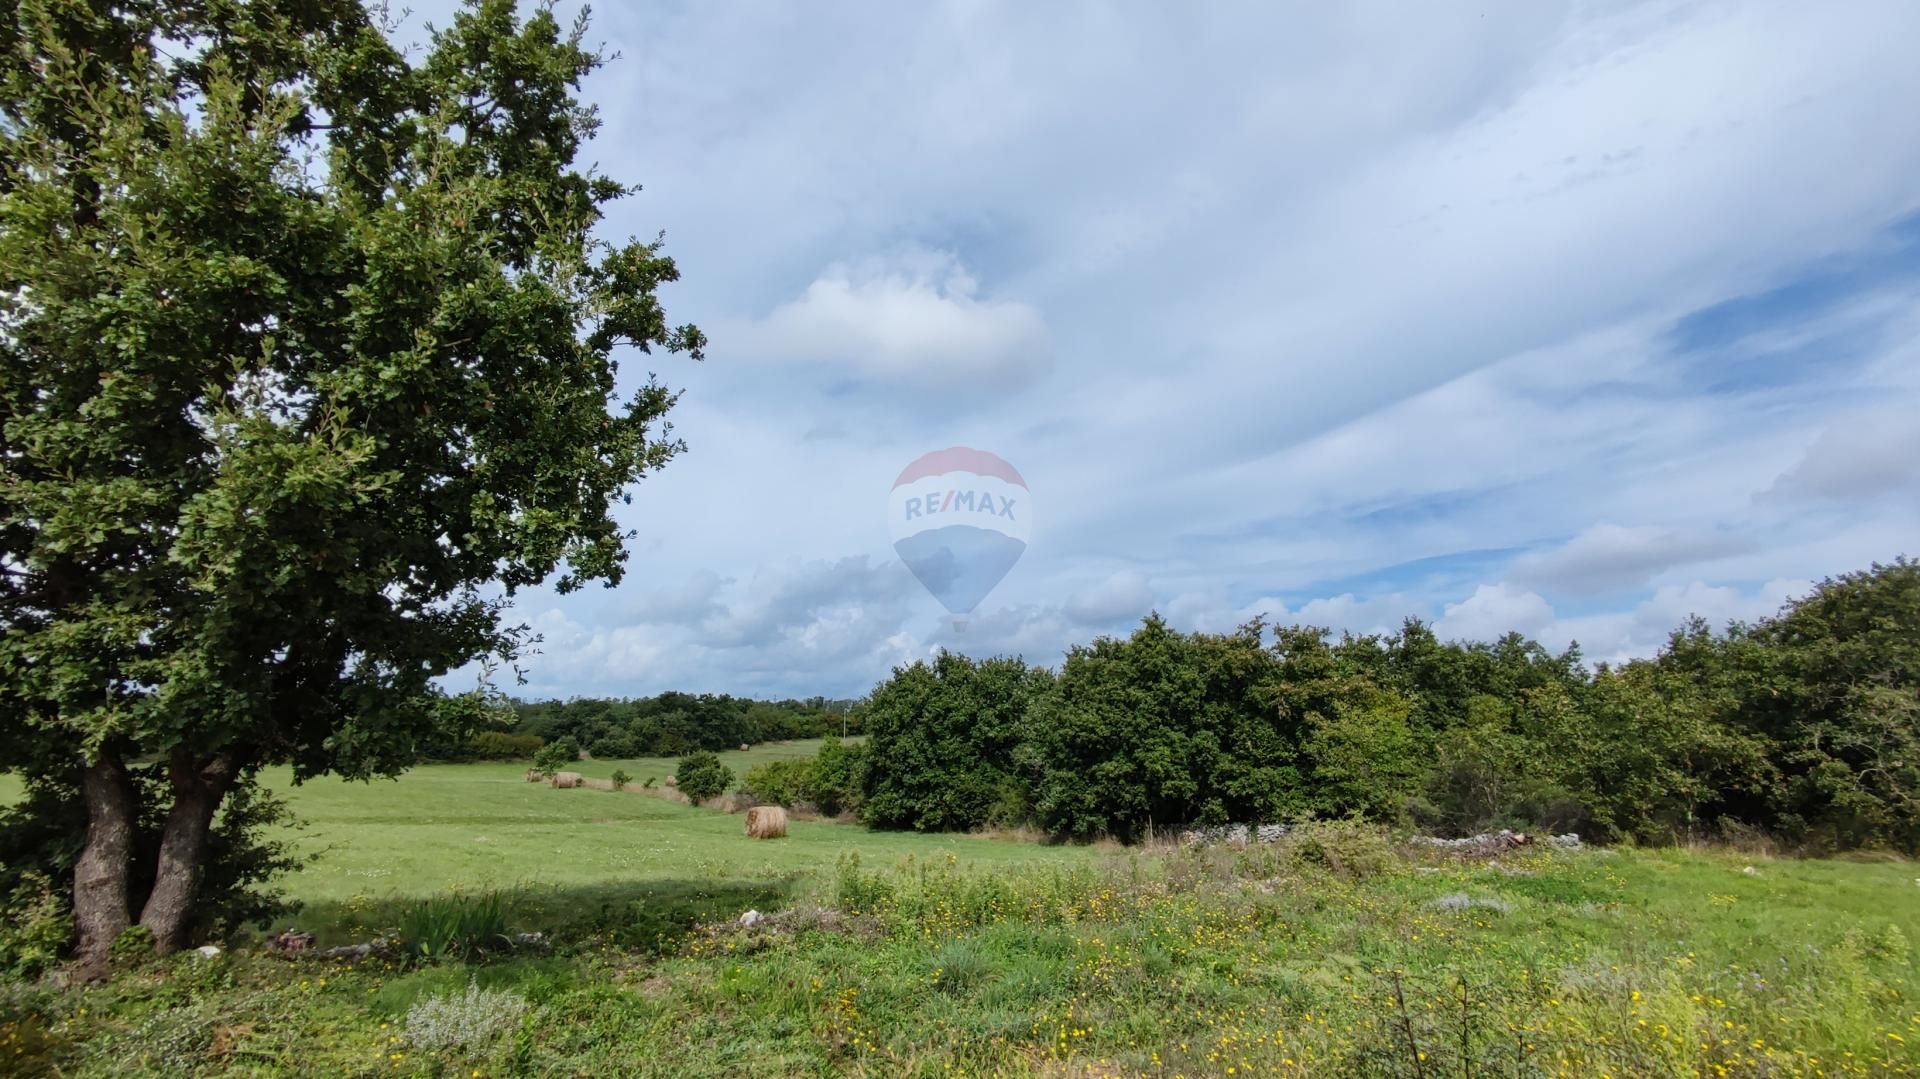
[0,871,70,979]
[589,732,640,760]
[398,892,511,963]
[405,980,530,1057]
[610,769,631,791]
[1283,818,1397,880]
[810,736,867,817]
[465,731,544,761]
[531,737,578,777]
[741,759,813,807]
[675,752,733,803]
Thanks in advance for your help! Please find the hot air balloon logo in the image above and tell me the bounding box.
[888,447,1030,618]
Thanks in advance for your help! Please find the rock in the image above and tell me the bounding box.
[269,929,317,952]
[194,945,222,959]
[740,910,763,928]
[1742,865,1757,875]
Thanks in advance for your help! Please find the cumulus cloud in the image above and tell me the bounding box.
[1511,524,1749,594]
[1063,570,1154,626]
[1436,583,1555,642]
[1767,407,1920,503]
[728,250,1050,390]
[408,1,1920,699]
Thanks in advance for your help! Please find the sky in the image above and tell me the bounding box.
[439,0,1920,700]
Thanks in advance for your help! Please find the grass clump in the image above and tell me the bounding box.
[397,891,511,963]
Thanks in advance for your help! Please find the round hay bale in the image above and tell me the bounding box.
[738,743,751,752]
[662,775,677,788]
[745,805,788,839]
[550,771,583,789]
[524,769,543,783]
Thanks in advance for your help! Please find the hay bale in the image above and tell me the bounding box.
[550,771,583,789]
[662,775,677,788]
[738,743,751,752]
[524,769,543,783]
[745,805,788,839]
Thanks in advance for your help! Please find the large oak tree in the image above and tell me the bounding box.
[0,0,701,973]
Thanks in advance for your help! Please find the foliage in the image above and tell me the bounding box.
[853,560,1920,852]
[0,870,70,979]
[674,752,733,803]
[608,769,630,791]
[531,738,578,778]
[809,736,867,817]
[0,0,702,962]
[510,692,861,758]
[1025,616,1291,840]
[741,758,814,808]
[398,892,512,964]
[434,731,544,763]
[860,652,1049,831]
[404,980,531,1058]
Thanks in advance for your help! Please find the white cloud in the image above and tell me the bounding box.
[1436,583,1556,642]
[1063,570,1154,626]
[1512,523,1748,594]
[402,0,1920,698]
[1767,406,1920,503]
[726,250,1050,390]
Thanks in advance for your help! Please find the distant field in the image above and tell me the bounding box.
[559,735,861,788]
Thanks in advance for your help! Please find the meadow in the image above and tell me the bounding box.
[4,757,1919,1077]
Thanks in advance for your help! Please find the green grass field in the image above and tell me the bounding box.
[262,743,1091,944]
[5,759,1919,1076]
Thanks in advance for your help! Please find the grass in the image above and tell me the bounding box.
[264,745,1084,939]
[4,762,1919,1076]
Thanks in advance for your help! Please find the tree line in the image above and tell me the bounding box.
[793,559,1918,852]
[496,692,861,761]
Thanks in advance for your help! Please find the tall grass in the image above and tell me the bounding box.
[397,891,512,963]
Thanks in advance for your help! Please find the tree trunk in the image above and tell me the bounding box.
[137,753,235,953]
[72,754,136,979]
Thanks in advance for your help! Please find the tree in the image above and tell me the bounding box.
[1026,616,1290,841]
[0,0,702,972]
[675,752,732,804]
[860,652,1048,832]
[1734,559,1920,850]
[532,737,578,778]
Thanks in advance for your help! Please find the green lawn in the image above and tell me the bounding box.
[266,748,1087,937]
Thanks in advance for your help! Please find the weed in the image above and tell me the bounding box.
[397,891,511,963]
[404,980,530,1058]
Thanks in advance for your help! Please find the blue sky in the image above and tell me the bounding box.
[437,1,1920,699]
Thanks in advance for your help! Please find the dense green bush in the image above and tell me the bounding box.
[809,736,867,816]
[674,752,733,803]
[464,732,545,762]
[859,653,1049,832]
[853,558,1920,852]
[1027,616,1292,840]
[741,759,814,807]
